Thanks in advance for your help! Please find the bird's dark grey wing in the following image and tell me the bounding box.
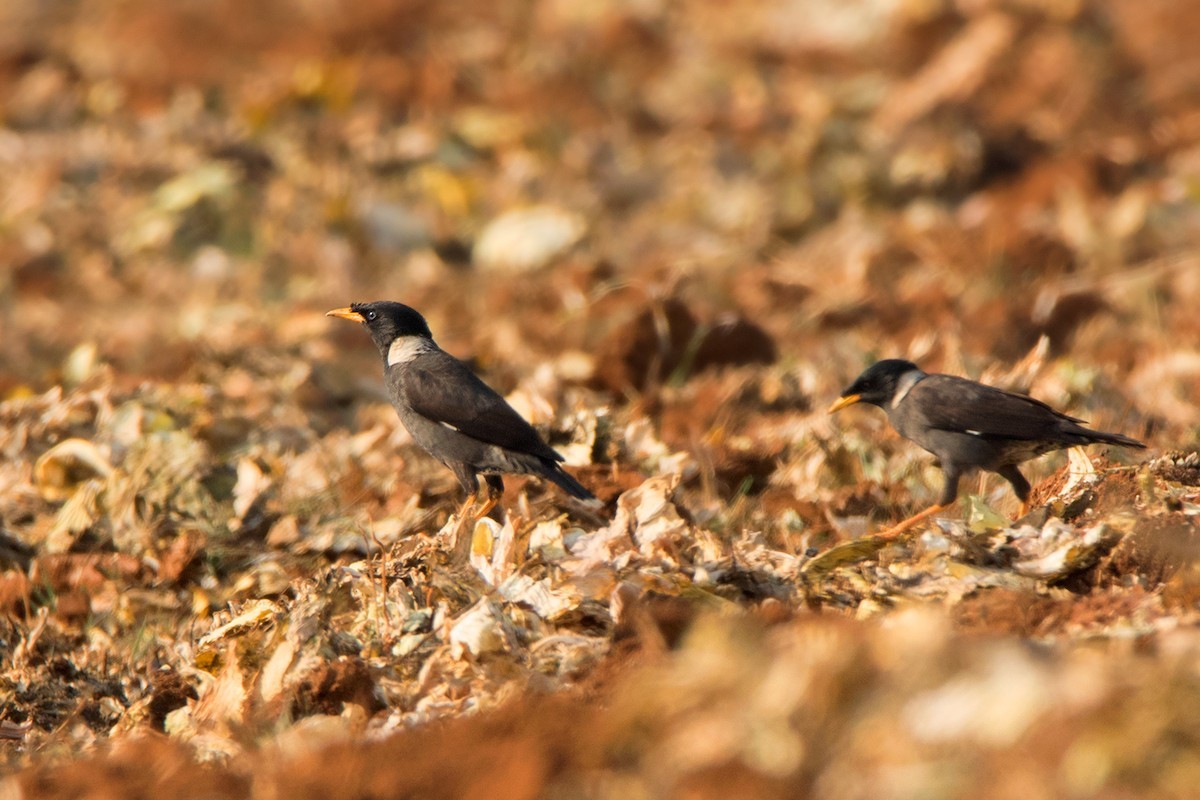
[909,374,1085,440]
[398,353,563,460]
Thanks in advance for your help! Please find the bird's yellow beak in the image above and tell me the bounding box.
[326,307,365,323]
[828,394,861,414]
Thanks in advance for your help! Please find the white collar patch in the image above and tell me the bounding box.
[891,370,926,409]
[387,335,436,367]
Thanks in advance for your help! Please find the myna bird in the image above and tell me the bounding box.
[327,301,595,519]
[829,359,1146,538]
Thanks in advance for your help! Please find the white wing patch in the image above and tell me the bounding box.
[388,335,436,366]
[966,429,983,436]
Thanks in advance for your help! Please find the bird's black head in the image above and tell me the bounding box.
[326,301,433,357]
[829,359,923,412]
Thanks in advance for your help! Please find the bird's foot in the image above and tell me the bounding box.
[474,492,502,522]
[875,503,952,540]
[476,475,506,523]
[458,492,480,521]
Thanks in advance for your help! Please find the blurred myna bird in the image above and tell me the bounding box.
[829,359,1146,538]
[327,301,595,519]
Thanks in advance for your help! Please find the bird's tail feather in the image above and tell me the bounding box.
[541,460,597,502]
[1081,428,1146,450]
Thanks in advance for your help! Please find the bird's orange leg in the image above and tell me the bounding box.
[875,503,953,540]
[473,475,505,521]
[996,465,1033,522]
[474,490,499,520]
[459,492,479,518]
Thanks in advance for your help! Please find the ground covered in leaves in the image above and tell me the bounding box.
[2,0,1200,797]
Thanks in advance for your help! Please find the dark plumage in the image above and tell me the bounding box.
[327,301,595,506]
[830,359,1146,510]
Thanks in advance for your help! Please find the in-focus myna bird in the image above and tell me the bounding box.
[829,359,1145,538]
[327,301,595,518]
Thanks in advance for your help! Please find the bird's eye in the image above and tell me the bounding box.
[367,311,377,321]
